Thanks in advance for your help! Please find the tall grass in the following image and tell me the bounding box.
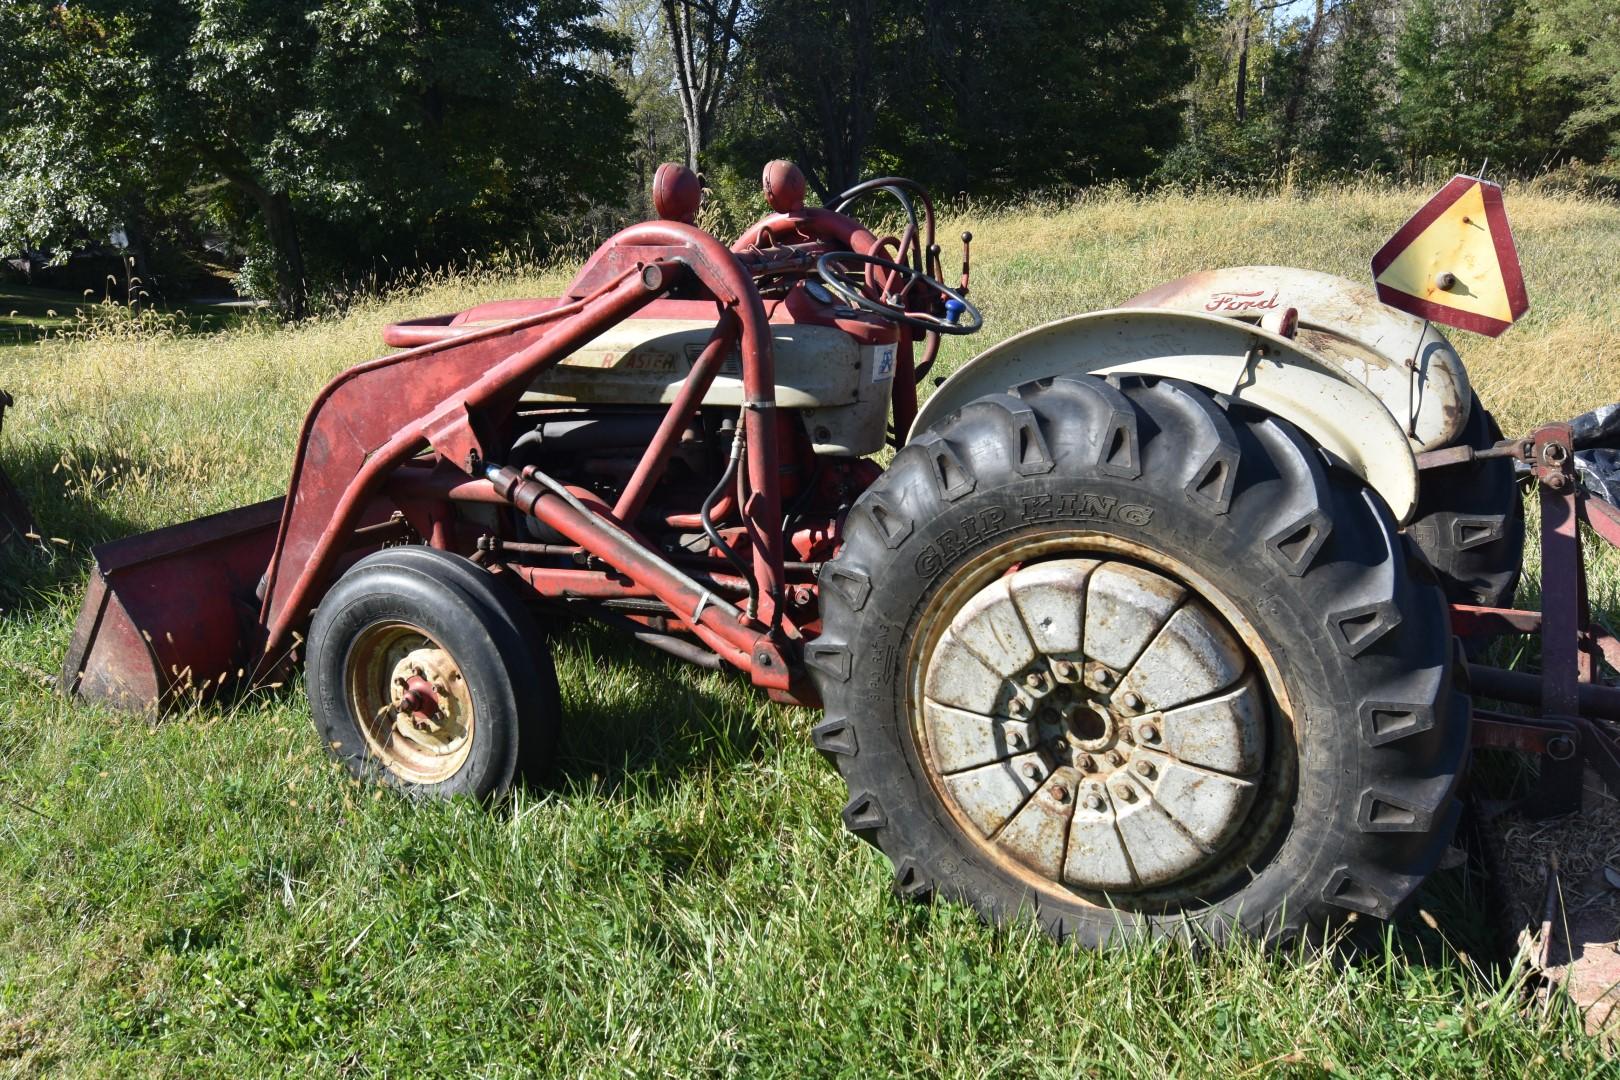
[2,183,1618,1074]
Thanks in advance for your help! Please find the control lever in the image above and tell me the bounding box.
[959,231,972,294]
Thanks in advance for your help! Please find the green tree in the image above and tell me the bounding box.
[1156,0,1295,184]
[1305,0,1393,172]
[887,0,1195,196]
[1393,0,1558,175]
[720,0,1194,202]
[1531,0,1620,158]
[0,1,630,315]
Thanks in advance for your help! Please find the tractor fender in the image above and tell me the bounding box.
[1123,266,1471,451]
[910,308,1420,523]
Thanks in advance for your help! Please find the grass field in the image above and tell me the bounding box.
[3,184,1620,1075]
[0,283,246,351]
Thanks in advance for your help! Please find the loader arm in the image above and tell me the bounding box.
[258,221,785,662]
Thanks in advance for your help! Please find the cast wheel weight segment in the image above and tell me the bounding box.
[922,560,1265,893]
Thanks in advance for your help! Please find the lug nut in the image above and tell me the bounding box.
[1022,762,1041,779]
[1140,723,1160,744]
[1008,699,1028,719]
[1054,659,1076,680]
[1084,795,1105,812]
[1050,784,1071,803]
[1093,666,1113,687]
[1009,732,1026,749]
[1122,692,1144,711]
[1107,751,1124,767]
[1025,672,1044,689]
[1076,753,1095,772]
[1135,760,1156,779]
[1113,784,1137,803]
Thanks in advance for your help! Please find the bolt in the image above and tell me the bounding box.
[1054,659,1076,680]
[1093,666,1113,687]
[1434,270,1456,291]
[1084,795,1105,812]
[1140,723,1160,744]
[1113,784,1137,803]
[1122,692,1144,711]
[1076,753,1096,772]
[1008,699,1028,719]
[1107,751,1124,767]
[1009,732,1027,750]
[1548,474,1569,491]
[1022,762,1041,779]
[1050,784,1071,804]
[1135,760,1156,779]
[1122,729,1136,745]
[1025,672,1044,689]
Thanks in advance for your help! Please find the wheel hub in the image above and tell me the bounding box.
[388,647,467,753]
[919,558,1267,894]
[344,622,477,785]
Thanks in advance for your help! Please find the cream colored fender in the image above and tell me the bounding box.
[1123,266,1472,452]
[910,308,1420,523]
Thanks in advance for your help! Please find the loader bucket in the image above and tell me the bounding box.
[61,498,284,711]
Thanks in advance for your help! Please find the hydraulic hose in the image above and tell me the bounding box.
[702,412,757,619]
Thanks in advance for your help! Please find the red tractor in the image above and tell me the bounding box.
[65,161,1558,948]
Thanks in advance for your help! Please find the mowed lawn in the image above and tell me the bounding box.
[3,185,1620,1075]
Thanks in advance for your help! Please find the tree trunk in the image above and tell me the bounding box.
[1236,19,1249,123]
[232,178,308,318]
[662,0,743,174]
[1279,0,1328,161]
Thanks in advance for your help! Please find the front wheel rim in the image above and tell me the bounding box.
[344,621,476,785]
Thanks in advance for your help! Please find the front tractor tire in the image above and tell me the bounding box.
[811,375,1467,947]
[307,547,559,801]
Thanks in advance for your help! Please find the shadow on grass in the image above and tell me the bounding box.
[0,441,153,615]
[540,619,771,800]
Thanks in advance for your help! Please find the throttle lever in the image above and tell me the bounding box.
[959,231,972,294]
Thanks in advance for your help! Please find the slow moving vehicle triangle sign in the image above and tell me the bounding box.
[1371,174,1528,337]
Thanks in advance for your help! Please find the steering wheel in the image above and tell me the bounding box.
[815,250,982,335]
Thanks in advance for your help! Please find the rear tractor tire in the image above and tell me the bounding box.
[1406,392,1524,609]
[307,547,560,800]
[811,375,1467,947]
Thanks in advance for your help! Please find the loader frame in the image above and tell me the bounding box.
[63,212,898,708]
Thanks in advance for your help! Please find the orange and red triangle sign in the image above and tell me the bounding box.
[1371,175,1528,337]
